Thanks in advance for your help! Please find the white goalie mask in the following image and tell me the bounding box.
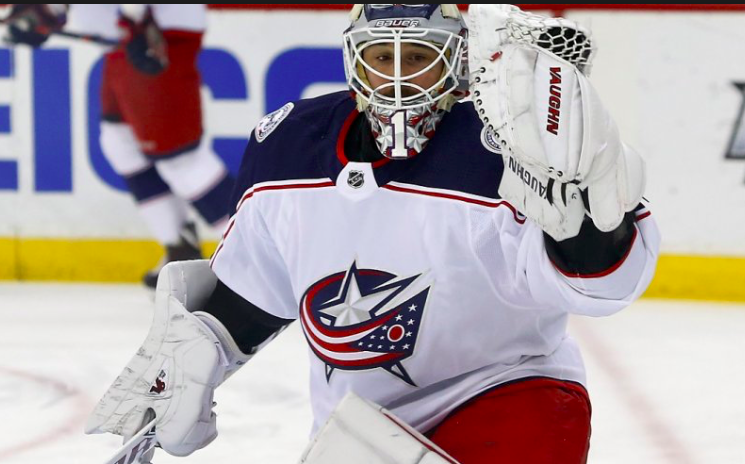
[343,4,468,159]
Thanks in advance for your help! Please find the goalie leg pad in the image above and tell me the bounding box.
[299,393,459,464]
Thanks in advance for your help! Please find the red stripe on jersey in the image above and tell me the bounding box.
[382,184,526,224]
[302,278,399,339]
[553,227,639,279]
[209,243,224,268]
[635,211,652,222]
[237,180,335,211]
[211,180,334,266]
[302,310,398,356]
[309,344,404,368]
[302,321,370,354]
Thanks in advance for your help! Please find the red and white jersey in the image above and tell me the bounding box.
[211,92,661,434]
[65,4,207,41]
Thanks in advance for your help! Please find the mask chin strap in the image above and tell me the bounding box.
[389,111,409,159]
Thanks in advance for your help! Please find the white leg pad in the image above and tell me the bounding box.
[298,393,459,464]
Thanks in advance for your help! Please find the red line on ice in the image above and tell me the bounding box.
[0,366,93,461]
[571,321,700,464]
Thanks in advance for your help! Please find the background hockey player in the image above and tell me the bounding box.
[5,4,235,288]
[85,4,660,463]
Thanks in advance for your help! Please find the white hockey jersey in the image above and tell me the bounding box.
[65,4,207,41]
[211,92,660,434]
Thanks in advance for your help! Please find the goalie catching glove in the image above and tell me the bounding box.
[85,260,251,457]
[468,5,645,241]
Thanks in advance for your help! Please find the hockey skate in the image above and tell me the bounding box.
[143,222,202,289]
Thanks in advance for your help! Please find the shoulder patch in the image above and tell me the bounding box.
[255,102,294,143]
[481,127,503,155]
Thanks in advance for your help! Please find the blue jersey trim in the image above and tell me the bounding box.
[229,92,504,214]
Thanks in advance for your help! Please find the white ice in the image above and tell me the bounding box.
[0,283,743,464]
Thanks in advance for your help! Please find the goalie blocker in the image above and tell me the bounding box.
[85,260,253,458]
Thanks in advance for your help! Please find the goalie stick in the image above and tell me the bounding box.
[102,418,158,464]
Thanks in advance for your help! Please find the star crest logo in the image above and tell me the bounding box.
[299,262,431,386]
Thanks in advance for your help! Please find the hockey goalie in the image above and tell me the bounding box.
[86,5,659,464]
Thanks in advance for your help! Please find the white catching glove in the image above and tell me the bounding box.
[85,260,250,457]
[468,4,645,240]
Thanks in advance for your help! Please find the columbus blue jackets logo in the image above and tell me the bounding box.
[300,262,430,386]
[255,102,294,143]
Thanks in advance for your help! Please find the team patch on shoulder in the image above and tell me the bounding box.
[255,102,294,143]
[481,126,503,155]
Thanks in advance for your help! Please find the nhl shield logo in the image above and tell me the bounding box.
[347,170,365,189]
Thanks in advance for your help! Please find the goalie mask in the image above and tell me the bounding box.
[343,4,468,160]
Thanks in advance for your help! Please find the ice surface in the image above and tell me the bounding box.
[1,283,743,464]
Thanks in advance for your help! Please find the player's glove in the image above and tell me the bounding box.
[118,6,168,75]
[468,4,645,241]
[85,260,251,457]
[5,4,67,47]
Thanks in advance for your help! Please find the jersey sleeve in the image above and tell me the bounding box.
[210,141,298,321]
[209,96,342,320]
[485,205,660,316]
